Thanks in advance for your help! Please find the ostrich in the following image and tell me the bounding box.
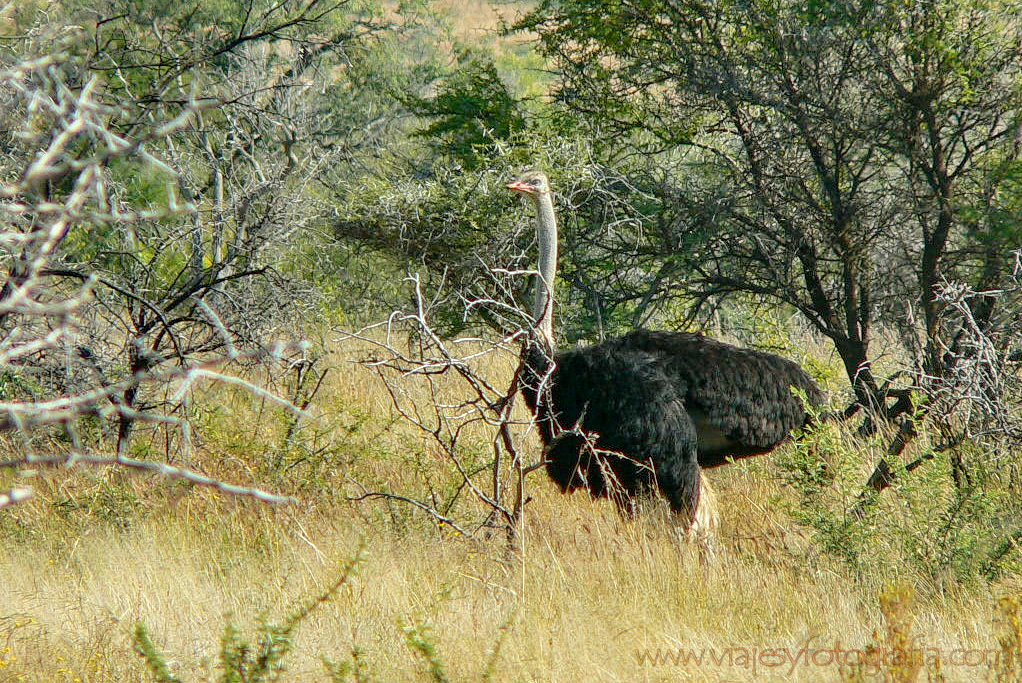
[507,169,822,540]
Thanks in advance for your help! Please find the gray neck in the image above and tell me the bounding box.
[532,190,558,349]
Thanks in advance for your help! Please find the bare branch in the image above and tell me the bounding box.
[0,454,295,504]
[0,487,33,509]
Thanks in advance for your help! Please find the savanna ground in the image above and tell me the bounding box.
[1,331,1021,683]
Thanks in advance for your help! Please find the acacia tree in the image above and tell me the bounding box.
[514,0,1022,439]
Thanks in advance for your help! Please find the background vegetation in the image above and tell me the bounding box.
[0,0,1021,680]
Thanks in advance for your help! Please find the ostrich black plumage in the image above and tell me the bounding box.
[508,170,822,539]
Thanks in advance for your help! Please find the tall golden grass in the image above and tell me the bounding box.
[0,319,1019,683]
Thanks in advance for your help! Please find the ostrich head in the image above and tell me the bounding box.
[508,170,558,350]
[506,169,551,197]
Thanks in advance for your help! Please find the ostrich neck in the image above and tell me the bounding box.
[532,191,558,350]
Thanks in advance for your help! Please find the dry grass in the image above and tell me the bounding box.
[0,328,1018,681]
[0,476,1010,682]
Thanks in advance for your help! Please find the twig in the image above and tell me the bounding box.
[345,489,475,539]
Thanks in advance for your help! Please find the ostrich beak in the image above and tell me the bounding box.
[507,180,531,194]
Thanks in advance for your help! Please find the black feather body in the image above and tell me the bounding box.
[614,330,823,467]
[521,340,701,518]
[520,330,821,517]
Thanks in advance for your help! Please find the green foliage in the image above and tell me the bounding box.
[323,647,373,683]
[9,0,439,310]
[135,624,182,683]
[774,420,870,573]
[334,137,588,335]
[402,621,451,683]
[0,370,43,402]
[775,420,1022,588]
[53,485,146,532]
[403,50,526,169]
[216,618,294,683]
